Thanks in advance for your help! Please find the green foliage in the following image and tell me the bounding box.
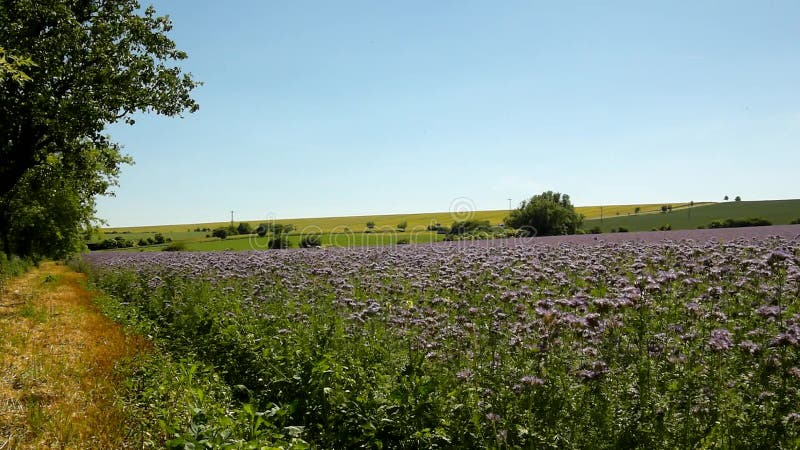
[588,226,602,234]
[153,233,166,245]
[0,46,36,85]
[162,242,187,252]
[397,221,407,231]
[299,235,322,248]
[236,222,253,235]
[707,217,772,229]
[0,0,199,259]
[87,236,135,250]
[0,252,32,289]
[735,196,742,202]
[366,221,376,230]
[268,235,291,249]
[504,191,584,236]
[212,228,228,240]
[791,218,800,225]
[449,219,492,235]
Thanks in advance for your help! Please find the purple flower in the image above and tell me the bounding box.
[708,328,733,351]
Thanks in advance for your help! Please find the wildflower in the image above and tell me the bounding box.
[708,328,733,351]
[485,412,502,422]
[520,375,545,386]
[456,368,472,381]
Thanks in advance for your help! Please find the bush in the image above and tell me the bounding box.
[154,233,166,244]
[707,218,772,229]
[163,242,187,252]
[268,235,291,249]
[791,218,800,225]
[659,224,672,231]
[617,227,629,233]
[237,222,253,235]
[212,228,228,240]
[299,235,322,248]
[366,221,376,230]
[449,220,491,235]
[396,238,409,245]
[397,221,407,231]
[137,238,148,247]
[505,191,583,236]
[588,226,602,234]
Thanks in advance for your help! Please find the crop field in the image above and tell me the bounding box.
[587,199,800,233]
[98,202,703,236]
[79,225,800,448]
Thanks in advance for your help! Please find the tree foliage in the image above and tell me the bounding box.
[0,0,199,258]
[504,191,583,236]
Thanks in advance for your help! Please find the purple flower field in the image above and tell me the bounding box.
[82,225,800,448]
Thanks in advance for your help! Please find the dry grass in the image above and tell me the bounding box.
[0,262,151,449]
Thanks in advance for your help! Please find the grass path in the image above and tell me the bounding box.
[0,262,150,448]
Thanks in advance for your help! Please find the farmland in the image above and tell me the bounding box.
[79,225,800,448]
[587,199,800,233]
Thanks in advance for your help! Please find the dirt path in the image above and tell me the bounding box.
[0,262,150,449]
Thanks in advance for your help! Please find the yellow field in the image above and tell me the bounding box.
[102,202,715,234]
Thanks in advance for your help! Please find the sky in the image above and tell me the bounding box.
[97,1,800,227]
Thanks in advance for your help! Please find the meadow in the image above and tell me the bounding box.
[79,225,800,448]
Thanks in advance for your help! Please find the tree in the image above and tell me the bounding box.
[634,207,641,215]
[504,191,583,236]
[661,205,668,213]
[366,221,376,230]
[724,195,729,201]
[237,222,253,235]
[735,196,742,202]
[212,228,228,240]
[0,1,199,258]
[153,233,166,245]
[397,221,407,231]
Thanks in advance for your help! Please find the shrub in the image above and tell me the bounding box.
[588,226,602,234]
[617,227,629,233]
[299,235,322,248]
[137,238,148,247]
[163,242,187,252]
[268,235,291,249]
[212,228,228,239]
[449,220,492,235]
[154,233,166,245]
[659,224,672,231]
[366,221,376,230]
[791,218,800,225]
[237,222,253,235]
[396,238,409,245]
[707,218,772,229]
[397,221,407,231]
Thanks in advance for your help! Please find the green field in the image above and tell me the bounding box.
[97,202,710,237]
[586,199,800,232]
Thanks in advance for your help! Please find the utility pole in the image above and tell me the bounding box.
[508,198,512,211]
[230,210,234,227]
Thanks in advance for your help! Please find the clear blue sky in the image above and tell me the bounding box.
[98,1,800,227]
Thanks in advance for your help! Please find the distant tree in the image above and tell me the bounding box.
[634,207,641,215]
[504,191,583,236]
[735,196,742,202]
[256,224,269,237]
[300,235,322,248]
[667,205,673,212]
[397,221,407,231]
[153,233,166,245]
[212,228,228,239]
[724,195,729,201]
[661,205,669,213]
[268,235,290,249]
[237,222,253,235]
[137,238,148,247]
[366,221,376,230]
